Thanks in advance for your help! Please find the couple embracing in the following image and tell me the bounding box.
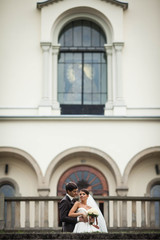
[59,182,108,233]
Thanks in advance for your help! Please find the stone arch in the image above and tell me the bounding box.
[51,7,113,44]
[0,147,43,188]
[45,146,122,190]
[123,146,160,187]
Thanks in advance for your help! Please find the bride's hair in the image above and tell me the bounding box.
[79,189,89,195]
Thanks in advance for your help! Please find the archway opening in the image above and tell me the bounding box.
[57,165,109,196]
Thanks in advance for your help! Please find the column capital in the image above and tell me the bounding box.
[104,44,113,55]
[40,42,51,52]
[52,44,61,55]
[113,42,124,51]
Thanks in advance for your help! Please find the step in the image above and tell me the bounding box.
[0,232,160,240]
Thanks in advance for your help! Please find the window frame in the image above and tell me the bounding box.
[58,20,107,115]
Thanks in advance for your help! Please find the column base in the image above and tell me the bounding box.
[38,188,50,197]
[113,104,127,116]
[116,186,128,196]
[104,101,114,116]
[52,101,61,116]
[38,106,52,116]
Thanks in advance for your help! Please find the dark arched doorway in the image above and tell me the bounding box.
[0,182,15,228]
[57,165,109,196]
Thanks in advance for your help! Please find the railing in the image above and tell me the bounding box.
[0,195,160,230]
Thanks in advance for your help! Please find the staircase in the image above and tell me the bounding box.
[0,231,160,240]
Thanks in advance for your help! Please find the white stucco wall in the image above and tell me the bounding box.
[0,157,38,196]
[0,0,42,108]
[127,157,160,196]
[0,119,159,176]
[0,0,160,113]
[123,0,160,108]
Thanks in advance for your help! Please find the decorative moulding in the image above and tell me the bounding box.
[37,0,128,10]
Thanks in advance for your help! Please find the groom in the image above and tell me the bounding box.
[59,182,85,232]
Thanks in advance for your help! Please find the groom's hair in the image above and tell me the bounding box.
[65,182,78,192]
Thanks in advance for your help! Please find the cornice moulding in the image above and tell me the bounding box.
[37,0,128,10]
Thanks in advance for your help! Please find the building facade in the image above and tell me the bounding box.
[0,0,160,205]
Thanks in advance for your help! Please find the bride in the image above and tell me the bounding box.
[68,189,108,233]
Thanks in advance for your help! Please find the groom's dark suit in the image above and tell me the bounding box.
[59,195,77,232]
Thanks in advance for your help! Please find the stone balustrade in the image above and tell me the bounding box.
[0,195,160,230]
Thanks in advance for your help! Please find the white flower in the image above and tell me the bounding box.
[87,208,99,217]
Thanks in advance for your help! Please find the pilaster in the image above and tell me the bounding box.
[39,42,52,115]
[113,42,126,116]
[104,44,113,116]
[52,44,61,115]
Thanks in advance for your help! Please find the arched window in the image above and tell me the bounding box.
[57,165,109,196]
[151,184,160,227]
[0,183,15,227]
[58,20,107,115]
[0,183,15,197]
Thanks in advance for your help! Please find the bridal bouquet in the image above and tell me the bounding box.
[87,208,99,226]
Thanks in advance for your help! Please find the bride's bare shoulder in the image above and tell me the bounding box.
[74,201,80,206]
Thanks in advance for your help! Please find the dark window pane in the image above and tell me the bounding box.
[84,64,93,81]
[58,64,65,92]
[101,63,107,92]
[101,93,107,104]
[93,64,100,93]
[92,24,100,47]
[100,30,106,46]
[93,93,101,104]
[58,53,64,63]
[84,93,92,104]
[93,184,103,190]
[151,185,160,227]
[73,21,82,46]
[0,184,15,197]
[0,184,15,228]
[83,21,91,47]
[64,23,73,46]
[84,53,92,63]
[73,53,82,63]
[65,53,73,63]
[93,53,101,63]
[64,93,81,104]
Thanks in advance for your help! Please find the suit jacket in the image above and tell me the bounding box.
[59,195,77,232]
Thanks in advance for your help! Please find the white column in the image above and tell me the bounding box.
[52,44,61,115]
[40,42,52,106]
[104,44,113,115]
[113,42,126,115]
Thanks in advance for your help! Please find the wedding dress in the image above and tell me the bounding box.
[73,195,108,233]
[73,207,100,233]
[87,194,108,232]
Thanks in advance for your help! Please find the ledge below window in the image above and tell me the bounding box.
[60,104,105,115]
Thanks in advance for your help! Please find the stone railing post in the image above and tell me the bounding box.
[0,193,5,229]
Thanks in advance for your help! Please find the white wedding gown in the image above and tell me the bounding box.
[73,208,100,233]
